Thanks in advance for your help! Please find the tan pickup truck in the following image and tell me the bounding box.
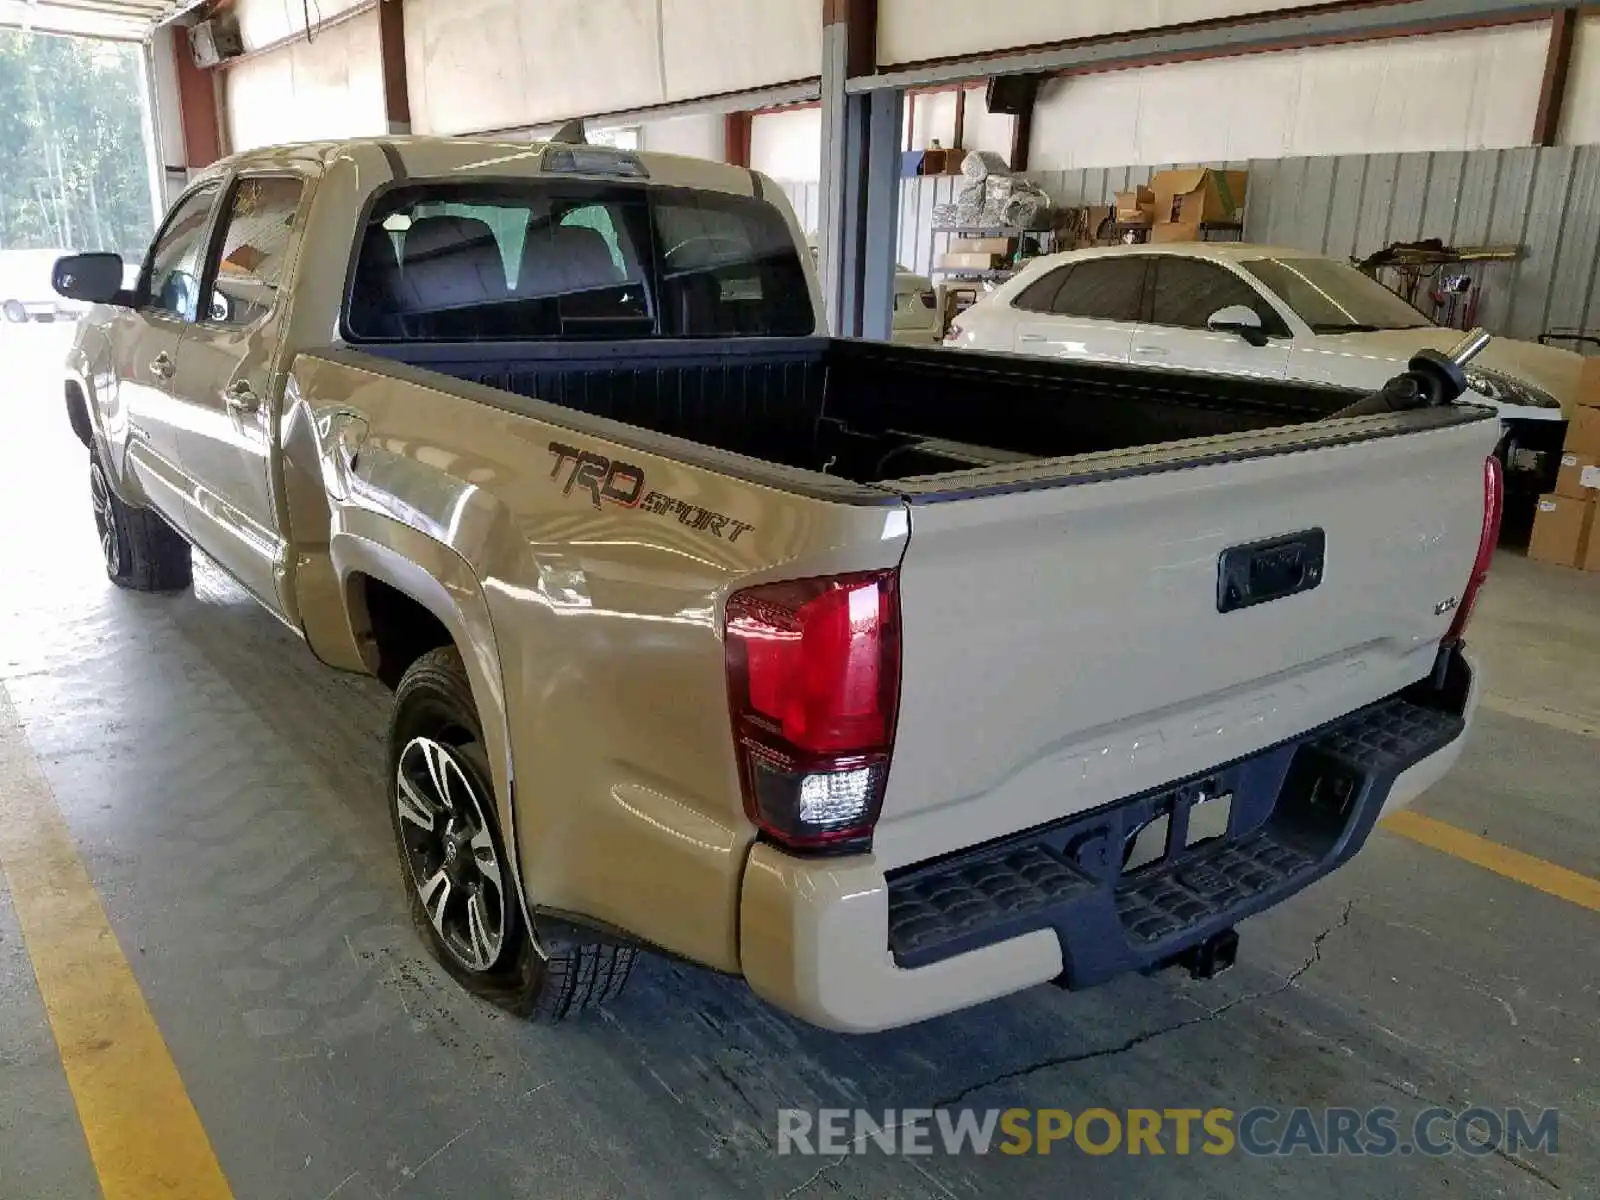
[54,137,1500,1032]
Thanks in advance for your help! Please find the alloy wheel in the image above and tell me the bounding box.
[395,736,507,973]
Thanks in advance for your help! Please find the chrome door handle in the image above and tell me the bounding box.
[224,380,261,415]
[1132,345,1168,356]
[149,352,175,380]
[1017,333,1047,343]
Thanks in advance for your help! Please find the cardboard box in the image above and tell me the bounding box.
[1555,452,1600,499]
[1566,404,1600,456]
[938,251,1002,270]
[1576,355,1600,409]
[1150,222,1203,244]
[951,237,1014,255]
[1149,168,1248,236]
[1114,186,1155,225]
[1585,512,1600,572]
[1527,493,1595,568]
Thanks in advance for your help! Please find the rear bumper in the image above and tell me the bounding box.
[739,649,1478,1033]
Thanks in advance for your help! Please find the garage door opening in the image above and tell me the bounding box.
[0,27,158,324]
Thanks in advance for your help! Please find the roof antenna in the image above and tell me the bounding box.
[550,120,588,145]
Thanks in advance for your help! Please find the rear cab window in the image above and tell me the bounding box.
[343,178,814,342]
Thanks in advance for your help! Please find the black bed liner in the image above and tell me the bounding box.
[349,336,1381,487]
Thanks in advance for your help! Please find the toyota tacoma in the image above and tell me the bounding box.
[54,137,1497,1032]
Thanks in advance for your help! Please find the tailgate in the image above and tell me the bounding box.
[876,411,1499,870]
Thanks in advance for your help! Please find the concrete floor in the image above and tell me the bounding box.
[0,322,1595,1199]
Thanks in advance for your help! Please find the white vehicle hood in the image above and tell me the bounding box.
[1323,328,1582,416]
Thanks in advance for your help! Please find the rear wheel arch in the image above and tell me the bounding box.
[333,530,522,904]
[347,572,456,690]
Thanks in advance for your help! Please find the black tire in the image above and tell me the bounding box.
[90,454,192,592]
[388,646,634,1019]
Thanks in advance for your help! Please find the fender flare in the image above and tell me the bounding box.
[64,342,100,452]
[329,515,536,939]
[64,376,94,450]
[64,332,146,507]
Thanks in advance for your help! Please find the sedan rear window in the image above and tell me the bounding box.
[344,180,814,342]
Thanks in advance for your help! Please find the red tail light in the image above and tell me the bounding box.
[725,571,901,853]
[1444,455,1503,644]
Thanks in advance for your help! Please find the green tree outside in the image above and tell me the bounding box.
[0,29,155,258]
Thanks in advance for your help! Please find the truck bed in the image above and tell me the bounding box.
[336,331,1499,875]
[352,337,1357,486]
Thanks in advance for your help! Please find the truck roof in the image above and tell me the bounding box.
[193,136,765,198]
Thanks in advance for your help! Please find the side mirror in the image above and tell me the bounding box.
[1207,304,1269,347]
[53,252,132,307]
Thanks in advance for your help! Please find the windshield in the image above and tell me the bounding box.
[1239,257,1432,334]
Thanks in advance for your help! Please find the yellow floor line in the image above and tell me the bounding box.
[0,691,234,1200]
[1382,809,1600,914]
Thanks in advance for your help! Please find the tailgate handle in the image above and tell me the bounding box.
[1217,529,1326,613]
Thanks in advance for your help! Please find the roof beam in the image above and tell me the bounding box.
[824,0,877,79]
[1008,90,1034,171]
[378,0,410,134]
[172,22,222,167]
[724,112,752,166]
[1533,6,1578,145]
[850,0,1562,91]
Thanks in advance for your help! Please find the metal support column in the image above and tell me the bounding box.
[817,20,850,333]
[825,86,903,339]
[856,88,903,342]
[818,0,888,336]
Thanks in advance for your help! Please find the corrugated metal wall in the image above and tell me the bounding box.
[781,145,1600,345]
[1244,148,1600,343]
[780,181,822,245]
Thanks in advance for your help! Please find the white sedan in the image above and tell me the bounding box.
[947,243,1576,490]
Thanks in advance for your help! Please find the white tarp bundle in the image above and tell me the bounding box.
[935,153,1052,230]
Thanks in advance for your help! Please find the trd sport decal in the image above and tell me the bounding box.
[548,442,756,544]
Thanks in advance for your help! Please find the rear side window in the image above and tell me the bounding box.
[344,180,814,342]
[1149,257,1286,334]
[1047,259,1146,321]
[205,176,306,328]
